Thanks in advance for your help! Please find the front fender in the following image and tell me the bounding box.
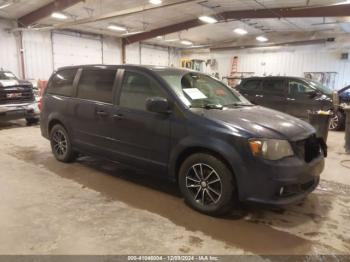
[168,135,248,189]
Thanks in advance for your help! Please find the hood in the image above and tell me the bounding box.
[0,79,32,88]
[195,106,315,141]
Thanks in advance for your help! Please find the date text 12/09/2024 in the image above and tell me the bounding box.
[127,256,220,261]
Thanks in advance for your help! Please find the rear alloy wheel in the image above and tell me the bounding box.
[179,153,236,216]
[329,111,345,131]
[50,124,76,162]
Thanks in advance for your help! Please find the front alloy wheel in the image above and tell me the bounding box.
[179,153,236,216]
[186,163,222,206]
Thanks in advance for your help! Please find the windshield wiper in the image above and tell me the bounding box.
[226,103,253,107]
[192,104,224,110]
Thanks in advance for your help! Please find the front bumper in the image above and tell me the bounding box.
[0,102,39,122]
[239,154,324,206]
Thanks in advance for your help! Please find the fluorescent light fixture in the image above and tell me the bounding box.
[51,12,68,20]
[107,24,127,31]
[0,2,11,9]
[234,28,248,35]
[333,0,350,5]
[181,40,193,45]
[256,36,268,42]
[149,0,162,4]
[199,15,218,24]
[122,31,145,36]
[165,38,179,42]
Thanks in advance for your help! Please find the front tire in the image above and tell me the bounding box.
[178,153,237,216]
[50,124,76,162]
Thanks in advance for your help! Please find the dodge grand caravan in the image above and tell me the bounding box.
[41,65,326,215]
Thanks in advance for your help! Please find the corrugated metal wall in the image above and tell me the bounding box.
[0,19,20,77]
[22,31,53,80]
[184,45,350,90]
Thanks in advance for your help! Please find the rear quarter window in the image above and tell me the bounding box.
[47,69,77,97]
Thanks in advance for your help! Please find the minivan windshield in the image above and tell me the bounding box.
[159,71,252,109]
[306,80,333,95]
[0,71,17,80]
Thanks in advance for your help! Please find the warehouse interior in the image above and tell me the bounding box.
[0,0,350,259]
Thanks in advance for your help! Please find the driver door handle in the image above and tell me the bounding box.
[112,114,124,120]
[96,110,108,116]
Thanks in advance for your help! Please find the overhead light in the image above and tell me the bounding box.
[256,36,268,42]
[199,16,218,24]
[156,36,163,39]
[149,0,162,4]
[181,40,193,45]
[165,39,179,42]
[51,12,68,20]
[107,24,127,31]
[0,2,11,9]
[234,28,248,35]
[122,31,145,36]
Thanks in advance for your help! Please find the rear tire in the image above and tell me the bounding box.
[178,153,237,216]
[50,124,76,163]
[329,111,345,131]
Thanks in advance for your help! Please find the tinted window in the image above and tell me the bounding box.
[242,80,261,90]
[48,69,77,97]
[288,80,314,96]
[262,79,285,95]
[77,69,116,103]
[120,71,166,111]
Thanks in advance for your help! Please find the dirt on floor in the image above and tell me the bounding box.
[0,120,349,256]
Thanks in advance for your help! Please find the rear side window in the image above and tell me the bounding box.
[48,69,77,97]
[119,71,166,111]
[242,80,261,90]
[77,69,116,103]
[262,79,286,95]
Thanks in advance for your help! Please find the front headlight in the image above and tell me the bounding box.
[249,139,294,160]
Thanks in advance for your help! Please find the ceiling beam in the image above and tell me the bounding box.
[124,4,350,45]
[18,0,83,27]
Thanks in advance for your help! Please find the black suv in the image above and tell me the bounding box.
[0,70,39,124]
[41,65,325,215]
[236,77,344,130]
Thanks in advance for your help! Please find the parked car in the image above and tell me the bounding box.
[236,76,345,130]
[0,70,39,124]
[40,65,326,216]
[339,85,350,103]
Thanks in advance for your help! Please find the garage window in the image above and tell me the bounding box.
[48,69,77,97]
[120,71,166,111]
[77,69,116,104]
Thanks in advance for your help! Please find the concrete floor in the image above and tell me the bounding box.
[0,120,349,256]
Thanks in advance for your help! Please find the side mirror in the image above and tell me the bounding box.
[308,90,319,98]
[146,97,171,114]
